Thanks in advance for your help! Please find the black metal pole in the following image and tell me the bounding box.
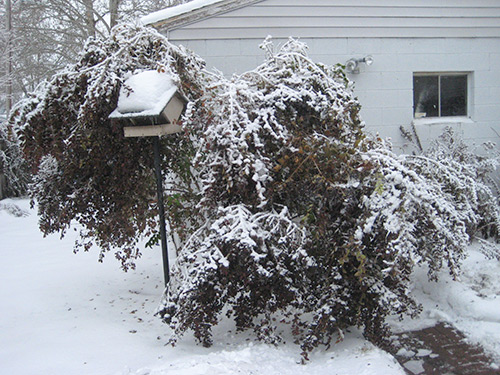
[153,136,170,287]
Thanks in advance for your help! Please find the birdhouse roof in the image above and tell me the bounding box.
[109,70,179,119]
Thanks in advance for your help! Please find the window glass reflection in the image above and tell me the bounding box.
[414,76,438,118]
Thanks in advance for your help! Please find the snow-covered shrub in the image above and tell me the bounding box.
[12,24,206,269]
[401,126,500,241]
[0,120,29,198]
[161,204,312,347]
[423,128,499,238]
[404,128,500,264]
[360,145,471,281]
[158,38,500,359]
[157,38,425,359]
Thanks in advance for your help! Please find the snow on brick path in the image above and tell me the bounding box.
[0,199,406,375]
[388,244,500,366]
[391,322,500,374]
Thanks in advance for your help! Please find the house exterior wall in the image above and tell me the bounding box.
[160,0,500,150]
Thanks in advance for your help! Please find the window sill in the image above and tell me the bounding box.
[412,116,473,126]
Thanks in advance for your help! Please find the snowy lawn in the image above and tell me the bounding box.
[1,198,499,374]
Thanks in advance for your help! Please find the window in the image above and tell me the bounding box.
[413,73,468,118]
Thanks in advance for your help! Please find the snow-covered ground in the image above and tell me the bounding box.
[1,198,499,374]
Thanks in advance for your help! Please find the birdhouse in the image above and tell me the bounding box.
[109,70,188,137]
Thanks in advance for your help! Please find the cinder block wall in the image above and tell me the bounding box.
[176,36,500,152]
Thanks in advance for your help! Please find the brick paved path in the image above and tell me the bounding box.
[390,322,500,375]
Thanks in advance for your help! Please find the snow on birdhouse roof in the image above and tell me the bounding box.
[109,70,178,119]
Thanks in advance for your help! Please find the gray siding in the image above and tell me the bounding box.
[158,0,500,151]
[167,0,500,40]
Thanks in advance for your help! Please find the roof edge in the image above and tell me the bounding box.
[142,0,263,32]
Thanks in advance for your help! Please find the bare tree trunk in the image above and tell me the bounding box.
[82,0,96,37]
[6,0,12,115]
[109,0,120,29]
